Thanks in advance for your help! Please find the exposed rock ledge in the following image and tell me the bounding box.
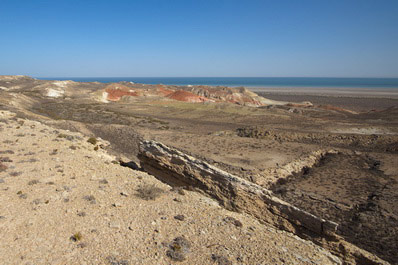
[138,140,391,264]
[138,140,338,236]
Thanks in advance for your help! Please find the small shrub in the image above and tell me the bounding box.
[0,157,12,162]
[87,137,97,145]
[166,236,191,261]
[70,232,82,242]
[57,133,74,141]
[0,150,14,154]
[28,179,40,185]
[135,184,164,200]
[9,171,22,177]
[211,254,233,265]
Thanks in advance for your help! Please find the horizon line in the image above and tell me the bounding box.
[35,76,398,79]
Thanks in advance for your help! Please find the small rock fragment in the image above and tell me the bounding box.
[174,215,185,221]
[211,254,233,265]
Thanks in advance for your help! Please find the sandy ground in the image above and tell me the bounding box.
[0,110,341,265]
[256,92,398,112]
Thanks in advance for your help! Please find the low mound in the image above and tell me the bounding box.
[166,90,209,103]
[105,83,139,101]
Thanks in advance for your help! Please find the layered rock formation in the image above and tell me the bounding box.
[138,140,390,265]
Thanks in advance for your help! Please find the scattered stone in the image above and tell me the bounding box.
[77,242,87,248]
[77,211,86,217]
[112,202,122,207]
[223,217,243,228]
[0,178,4,183]
[99,179,109,184]
[0,162,7,172]
[120,191,129,197]
[166,236,191,261]
[50,149,58,155]
[106,256,129,265]
[173,198,182,203]
[109,222,121,229]
[211,254,233,265]
[83,195,97,204]
[174,215,185,221]
[32,199,41,205]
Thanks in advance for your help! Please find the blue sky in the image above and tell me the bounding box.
[0,0,397,77]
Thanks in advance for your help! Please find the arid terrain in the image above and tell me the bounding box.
[1,75,397,264]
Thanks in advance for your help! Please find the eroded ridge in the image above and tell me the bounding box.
[138,140,392,265]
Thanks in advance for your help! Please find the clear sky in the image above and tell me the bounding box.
[0,0,397,77]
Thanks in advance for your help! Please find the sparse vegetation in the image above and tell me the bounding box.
[28,179,40,185]
[0,157,12,162]
[87,137,97,145]
[9,171,22,177]
[0,150,14,154]
[70,232,82,242]
[211,254,233,265]
[57,133,74,141]
[135,184,164,200]
[166,236,191,261]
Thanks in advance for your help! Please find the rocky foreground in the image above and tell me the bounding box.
[0,110,342,264]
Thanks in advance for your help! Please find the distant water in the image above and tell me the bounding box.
[38,77,398,90]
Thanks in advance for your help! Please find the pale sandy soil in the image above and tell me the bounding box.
[0,110,341,265]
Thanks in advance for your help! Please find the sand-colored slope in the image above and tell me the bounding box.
[0,111,341,264]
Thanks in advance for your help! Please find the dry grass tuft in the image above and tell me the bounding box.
[135,184,164,200]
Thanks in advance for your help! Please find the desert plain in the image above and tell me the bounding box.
[0,75,397,265]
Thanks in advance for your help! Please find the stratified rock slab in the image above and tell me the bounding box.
[138,140,338,236]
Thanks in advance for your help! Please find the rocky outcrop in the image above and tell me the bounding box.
[138,140,392,265]
[138,140,338,236]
